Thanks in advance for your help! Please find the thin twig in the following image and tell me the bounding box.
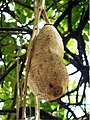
[42,9,50,24]
[16,47,21,120]
[35,96,40,120]
[33,1,40,120]
[22,0,41,119]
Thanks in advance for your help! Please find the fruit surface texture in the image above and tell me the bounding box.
[28,25,68,100]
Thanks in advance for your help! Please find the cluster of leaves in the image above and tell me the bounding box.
[0,0,89,120]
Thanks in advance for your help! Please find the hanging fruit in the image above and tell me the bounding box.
[27,24,69,100]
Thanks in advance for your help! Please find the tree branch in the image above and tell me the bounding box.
[0,107,60,120]
[76,7,89,33]
[63,6,89,46]
[0,54,26,83]
[54,0,81,27]
[68,0,72,32]
[14,0,34,11]
[0,27,32,34]
[0,62,17,82]
[6,84,17,120]
[55,100,77,119]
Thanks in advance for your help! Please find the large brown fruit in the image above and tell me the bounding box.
[27,25,68,100]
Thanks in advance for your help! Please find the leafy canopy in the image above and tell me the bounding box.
[0,0,89,119]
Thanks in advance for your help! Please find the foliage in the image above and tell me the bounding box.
[0,0,89,119]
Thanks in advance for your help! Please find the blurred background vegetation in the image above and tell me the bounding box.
[0,0,89,119]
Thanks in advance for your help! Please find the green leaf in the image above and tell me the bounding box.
[19,14,26,24]
[67,38,77,54]
[2,14,5,22]
[3,99,12,109]
[0,93,8,100]
[83,33,89,41]
[40,101,52,112]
